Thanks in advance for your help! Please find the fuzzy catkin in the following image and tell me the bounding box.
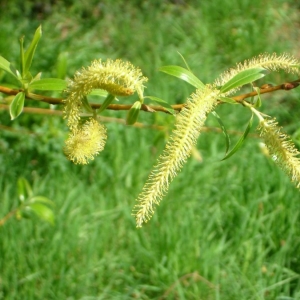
[63,59,147,164]
[63,59,148,131]
[215,53,300,96]
[133,86,219,227]
[64,118,107,165]
[258,118,300,189]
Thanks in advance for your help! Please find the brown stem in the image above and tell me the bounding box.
[0,208,18,227]
[0,78,299,113]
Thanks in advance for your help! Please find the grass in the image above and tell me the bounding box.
[0,0,300,299]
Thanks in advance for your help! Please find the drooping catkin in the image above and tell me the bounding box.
[133,86,219,227]
[258,118,300,189]
[63,59,147,164]
[64,118,107,165]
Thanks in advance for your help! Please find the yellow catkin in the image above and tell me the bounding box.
[215,53,300,96]
[64,118,107,165]
[258,118,300,189]
[133,86,219,227]
[63,59,148,131]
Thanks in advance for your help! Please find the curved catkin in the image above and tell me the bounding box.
[258,118,300,189]
[133,86,219,227]
[215,53,300,96]
[64,118,107,165]
[63,59,148,131]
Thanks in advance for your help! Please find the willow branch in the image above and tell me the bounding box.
[0,208,18,227]
[0,78,299,113]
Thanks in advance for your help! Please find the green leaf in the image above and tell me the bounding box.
[144,96,175,115]
[159,65,205,89]
[28,78,67,91]
[56,52,68,79]
[126,101,142,125]
[31,72,42,82]
[253,87,262,108]
[17,177,33,202]
[0,56,18,80]
[177,52,191,71]
[99,93,115,113]
[29,203,55,225]
[29,196,55,206]
[24,25,42,76]
[212,111,231,153]
[222,113,253,161]
[82,96,93,113]
[10,92,25,120]
[220,68,268,94]
[19,36,25,77]
[219,96,238,104]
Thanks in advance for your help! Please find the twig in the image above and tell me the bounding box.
[0,208,18,227]
[0,78,299,113]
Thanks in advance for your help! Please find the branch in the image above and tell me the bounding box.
[0,78,299,113]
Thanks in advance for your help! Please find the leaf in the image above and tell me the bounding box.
[212,111,231,153]
[19,36,25,77]
[82,96,93,113]
[253,87,262,108]
[28,78,67,91]
[17,177,33,202]
[56,52,68,79]
[144,96,175,115]
[99,93,115,113]
[0,56,18,80]
[29,203,55,225]
[220,67,268,94]
[10,92,25,120]
[24,25,42,76]
[177,52,191,71]
[221,113,253,161]
[29,196,55,206]
[219,96,238,104]
[126,101,142,125]
[159,65,205,89]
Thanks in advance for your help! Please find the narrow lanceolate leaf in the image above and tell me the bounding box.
[29,203,55,225]
[160,65,205,89]
[253,87,262,108]
[19,36,25,77]
[212,111,231,153]
[17,177,33,203]
[126,101,142,125]
[28,78,67,91]
[82,96,93,113]
[10,92,25,120]
[220,67,268,94]
[219,96,238,104]
[222,113,253,160]
[24,25,42,76]
[29,196,55,206]
[0,56,18,80]
[145,96,175,115]
[99,94,116,113]
[177,52,191,71]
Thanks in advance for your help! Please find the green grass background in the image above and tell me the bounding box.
[0,0,300,299]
